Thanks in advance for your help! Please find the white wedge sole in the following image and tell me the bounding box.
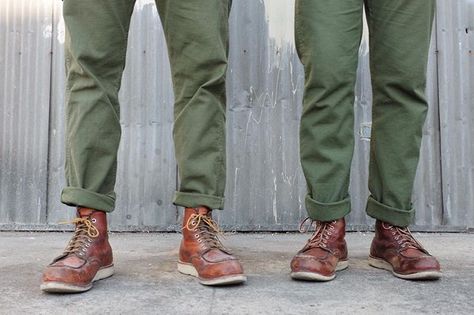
[40,265,115,293]
[177,261,247,286]
[368,256,441,280]
[290,260,349,281]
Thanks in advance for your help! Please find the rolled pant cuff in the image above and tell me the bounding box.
[366,195,414,227]
[305,195,351,221]
[61,187,115,212]
[173,192,225,210]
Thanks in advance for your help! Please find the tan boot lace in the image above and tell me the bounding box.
[299,217,337,250]
[184,213,225,250]
[382,223,426,252]
[60,217,100,257]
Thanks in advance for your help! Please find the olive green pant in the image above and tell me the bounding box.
[61,0,231,212]
[296,0,435,227]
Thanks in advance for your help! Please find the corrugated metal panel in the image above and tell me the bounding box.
[45,0,66,225]
[221,0,307,230]
[0,0,472,231]
[113,1,177,230]
[0,0,52,225]
[436,0,474,229]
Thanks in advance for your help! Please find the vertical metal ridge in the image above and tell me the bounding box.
[43,0,56,224]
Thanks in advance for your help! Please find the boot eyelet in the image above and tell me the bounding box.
[91,218,97,223]
[198,239,202,243]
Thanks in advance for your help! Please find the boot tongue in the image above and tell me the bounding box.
[78,207,95,218]
[197,207,211,216]
[51,208,93,268]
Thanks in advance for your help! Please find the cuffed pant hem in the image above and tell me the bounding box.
[61,187,115,212]
[173,192,225,210]
[366,195,414,227]
[305,195,351,221]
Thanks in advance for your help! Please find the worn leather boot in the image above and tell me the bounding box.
[178,207,246,286]
[41,208,114,293]
[368,220,441,280]
[291,218,348,281]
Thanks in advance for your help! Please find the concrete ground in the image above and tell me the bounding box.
[0,232,473,315]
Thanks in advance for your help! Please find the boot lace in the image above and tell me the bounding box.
[60,217,99,257]
[382,223,426,252]
[184,213,225,250]
[299,217,336,250]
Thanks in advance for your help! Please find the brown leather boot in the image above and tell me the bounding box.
[41,208,114,293]
[178,207,246,286]
[290,218,348,281]
[368,220,441,280]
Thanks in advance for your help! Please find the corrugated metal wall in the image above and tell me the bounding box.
[0,0,52,226]
[436,0,474,228]
[0,0,473,231]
